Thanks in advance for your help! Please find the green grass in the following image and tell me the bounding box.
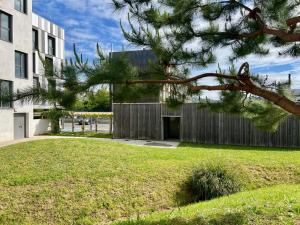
[0,139,299,224]
[114,185,300,225]
[47,131,113,139]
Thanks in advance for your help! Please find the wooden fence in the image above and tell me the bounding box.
[113,103,300,148]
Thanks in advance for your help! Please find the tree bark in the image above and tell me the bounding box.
[241,84,300,115]
[126,69,300,116]
[286,16,300,26]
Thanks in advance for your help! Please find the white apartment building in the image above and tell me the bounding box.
[0,0,65,141]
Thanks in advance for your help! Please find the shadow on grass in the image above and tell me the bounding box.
[117,212,246,225]
[179,142,300,152]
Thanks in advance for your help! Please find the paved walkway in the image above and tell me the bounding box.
[0,136,53,148]
[0,136,180,149]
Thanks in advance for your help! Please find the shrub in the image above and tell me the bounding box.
[186,164,241,202]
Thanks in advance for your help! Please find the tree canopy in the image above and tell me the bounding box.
[74,89,110,112]
[109,0,300,130]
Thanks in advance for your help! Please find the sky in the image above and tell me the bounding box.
[32,0,128,58]
[32,0,300,98]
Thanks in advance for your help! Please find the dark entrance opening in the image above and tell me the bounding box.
[163,117,180,140]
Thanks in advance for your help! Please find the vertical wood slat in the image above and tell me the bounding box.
[113,103,300,148]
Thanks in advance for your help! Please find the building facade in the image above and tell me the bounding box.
[110,49,190,104]
[110,49,161,103]
[0,0,65,141]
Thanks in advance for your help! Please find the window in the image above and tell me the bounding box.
[15,51,28,79]
[33,77,40,88]
[0,80,12,108]
[0,11,12,42]
[33,53,36,73]
[45,57,56,91]
[14,0,27,13]
[34,109,47,119]
[48,36,55,56]
[45,57,53,75]
[32,29,38,50]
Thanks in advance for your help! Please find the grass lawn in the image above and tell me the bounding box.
[114,184,300,225]
[46,131,113,139]
[0,139,299,224]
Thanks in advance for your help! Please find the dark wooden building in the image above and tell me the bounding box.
[113,103,300,148]
[110,49,160,103]
[110,49,157,71]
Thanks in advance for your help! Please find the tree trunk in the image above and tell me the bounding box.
[51,119,60,134]
[90,118,92,131]
[109,117,113,134]
[82,121,85,133]
[61,118,65,130]
[95,118,98,132]
[72,116,75,132]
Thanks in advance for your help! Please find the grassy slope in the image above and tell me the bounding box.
[114,185,300,225]
[0,139,299,224]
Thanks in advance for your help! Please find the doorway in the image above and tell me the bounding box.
[163,117,181,140]
[14,114,26,140]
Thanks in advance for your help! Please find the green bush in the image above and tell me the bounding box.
[186,164,241,202]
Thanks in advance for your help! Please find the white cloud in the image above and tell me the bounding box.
[64,19,80,27]
[52,0,126,21]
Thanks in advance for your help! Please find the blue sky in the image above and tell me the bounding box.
[32,0,300,95]
[33,0,128,59]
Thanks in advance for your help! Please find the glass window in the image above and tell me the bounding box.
[45,57,53,75]
[15,0,27,13]
[32,29,38,50]
[0,80,12,108]
[0,11,12,42]
[45,57,56,91]
[15,51,28,79]
[48,36,55,56]
[33,53,36,73]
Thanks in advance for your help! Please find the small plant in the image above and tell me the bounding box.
[42,109,69,134]
[186,164,241,202]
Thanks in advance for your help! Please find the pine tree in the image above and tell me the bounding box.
[111,0,300,130]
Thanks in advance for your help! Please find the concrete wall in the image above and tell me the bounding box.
[0,1,65,141]
[32,13,65,109]
[32,119,50,135]
[32,13,65,59]
[0,110,14,141]
[0,0,34,141]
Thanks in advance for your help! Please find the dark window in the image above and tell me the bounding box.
[0,80,13,108]
[15,51,28,79]
[14,0,27,13]
[48,36,55,56]
[45,57,56,91]
[45,57,53,75]
[0,11,12,42]
[33,77,39,88]
[33,53,36,73]
[34,109,47,119]
[32,29,38,50]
